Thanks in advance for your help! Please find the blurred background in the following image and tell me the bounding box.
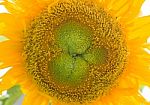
[0,0,150,105]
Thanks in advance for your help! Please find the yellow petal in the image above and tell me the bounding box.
[126,33,150,86]
[0,41,22,66]
[127,16,150,40]
[0,13,24,40]
[0,68,17,92]
[22,89,49,105]
[128,54,150,86]
[114,96,147,105]
[36,0,56,7]
[2,0,44,23]
[0,75,14,93]
[104,0,144,22]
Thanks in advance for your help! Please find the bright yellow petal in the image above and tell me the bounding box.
[126,32,150,86]
[0,74,14,93]
[127,16,150,40]
[1,0,45,23]
[104,0,144,22]
[0,40,22,67]
[112,95,148,105]
[117,76,138,94]
[0,13,24,40]
[0,64,30,92]
[36,0,57,7]
[128,54,150,86]
[22,89,49,105]
[0,68,18,92]
[109,78,148,105]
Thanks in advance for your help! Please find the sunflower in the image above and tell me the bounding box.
[0,0,150,104]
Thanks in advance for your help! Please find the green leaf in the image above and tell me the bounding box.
[0,96,8,105]
[0,85,22,105]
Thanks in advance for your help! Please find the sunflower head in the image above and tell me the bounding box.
[23,0,127,103]
[0,0,150,105]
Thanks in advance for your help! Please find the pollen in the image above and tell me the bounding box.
[23,0,127,104]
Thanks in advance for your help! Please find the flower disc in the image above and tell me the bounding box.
[23,0,127,104]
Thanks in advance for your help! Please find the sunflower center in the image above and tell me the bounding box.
[23,0,127,104]
[49,21,106,86]
[49,53,88,86]
[56,21,91,55]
